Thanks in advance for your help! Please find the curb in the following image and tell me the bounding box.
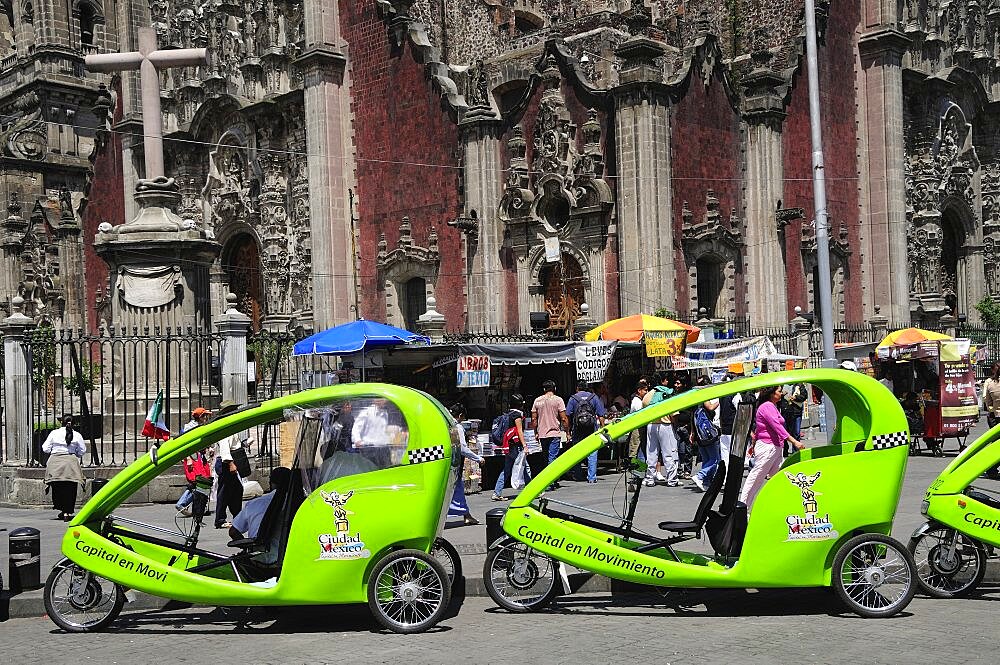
[5,560,999,622]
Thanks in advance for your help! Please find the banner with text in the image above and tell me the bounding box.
[644,330,687,357]
[576,341,617,383]
[939,339,979,434]
[456,355,491,388]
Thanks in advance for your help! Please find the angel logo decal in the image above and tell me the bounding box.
[317,490,370,561]
[783,471,838,542]
[786,471,821,514]
[321,490,355,533]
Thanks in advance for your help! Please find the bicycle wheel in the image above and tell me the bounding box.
[430,537,462,585]
[833,533,916,618]
[483,538,559,612]
[367,549,450,634]
[44,558,125,632]
[908,525,986,598]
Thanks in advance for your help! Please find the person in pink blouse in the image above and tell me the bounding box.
[739,385,805,512]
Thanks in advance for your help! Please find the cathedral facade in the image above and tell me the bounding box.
[3,0,998,334]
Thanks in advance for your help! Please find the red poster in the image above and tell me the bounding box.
[939,341,979,434]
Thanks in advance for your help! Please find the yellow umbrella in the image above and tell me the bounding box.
[876,327,952,349]
[584,314,701,343]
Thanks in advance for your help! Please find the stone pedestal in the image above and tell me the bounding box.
[790,314,813,359]
[95,178,221,412]
[2,297,34,465]
[417,296,447,343]
[217,293,252,406]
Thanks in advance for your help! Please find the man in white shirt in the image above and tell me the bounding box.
[352,399,391,448]
[229,467,290,541]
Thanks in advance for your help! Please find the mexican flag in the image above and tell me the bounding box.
[141,390,170,441]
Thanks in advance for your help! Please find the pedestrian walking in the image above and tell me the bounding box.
[182,406,212,434]
[692,398,722,492]
[780,383,808,456]
[642,373,679,487]
[982,362,1000,428]
[566,380,606,483]
[447,403,484,525]
[532,380,569,489]
[492,394,529,500]
[629,379,649,462]
[213,400,245,529]
[671,375,695,478]
[42,413,86,521]
[739,386,805,512]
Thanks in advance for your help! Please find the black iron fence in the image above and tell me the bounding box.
[247,329,334,402]
[22,327,223,467]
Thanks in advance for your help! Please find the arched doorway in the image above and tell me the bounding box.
[540,253,584,333]
[224,233,263,330]
[402,277,427,332]
[695,256,725,318]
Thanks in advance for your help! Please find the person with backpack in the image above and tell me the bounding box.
[642,373,679,487]
[491,394,529,501]
[691,398,722,492]
[565,380,606,483]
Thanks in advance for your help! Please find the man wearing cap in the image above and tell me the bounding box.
[183,406,212,434]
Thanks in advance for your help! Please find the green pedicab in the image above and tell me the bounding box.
[909,421,1000,597]
[43,384,462,633]
[484,369,918,618]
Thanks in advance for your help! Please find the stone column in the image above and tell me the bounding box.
[54,192,86,330]
[417,296,447,343]
[2,297,34,464]
[857,27,911,322]
[461,108,504,330]
[614,36,674,316]
[742,49,788,327]
[216,293,252,406]
[296,1,353,331]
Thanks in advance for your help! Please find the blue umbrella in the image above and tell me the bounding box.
[293,319,430,356]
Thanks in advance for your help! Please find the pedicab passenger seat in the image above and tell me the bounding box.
[657,460,726,536]
[966,488,1000,510]
[226,478,291,552]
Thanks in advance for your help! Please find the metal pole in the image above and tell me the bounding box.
[804,0,835,363]
[805,0,837,441]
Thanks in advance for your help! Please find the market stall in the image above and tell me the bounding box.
[667,336,807,380]
[875,331,979,455]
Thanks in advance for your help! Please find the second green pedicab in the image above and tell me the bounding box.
[484,368,918,618]
[909,421,1000,597]
[42,384,463,633]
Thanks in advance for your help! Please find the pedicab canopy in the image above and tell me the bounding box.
[875,333,979,434]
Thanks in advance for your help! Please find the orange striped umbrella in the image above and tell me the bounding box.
[584,314,700,344]
[876,327,952,349]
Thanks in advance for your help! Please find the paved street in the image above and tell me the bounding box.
[1,423,998,663]
[0,589,998,664]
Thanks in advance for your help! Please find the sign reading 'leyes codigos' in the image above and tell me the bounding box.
[457,355,491,388]
[644,330,686,357]
[576,341,616,383]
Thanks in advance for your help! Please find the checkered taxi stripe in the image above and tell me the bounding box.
[407,445,446,464]
[870,432,909,450]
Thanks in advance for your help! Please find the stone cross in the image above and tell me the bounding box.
[85,27,207,180]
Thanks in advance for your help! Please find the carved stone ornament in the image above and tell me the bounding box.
[982,160,1000,296]
[376,216,440,282]
[116,265,182,308]
[0,92,47,160]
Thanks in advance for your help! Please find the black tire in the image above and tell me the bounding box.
[483,538,560,612]
[430,537,462,586]
[43,558,125,632]
[367,549,450,634]
[832,533,916,618]
[907,525,987,598]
